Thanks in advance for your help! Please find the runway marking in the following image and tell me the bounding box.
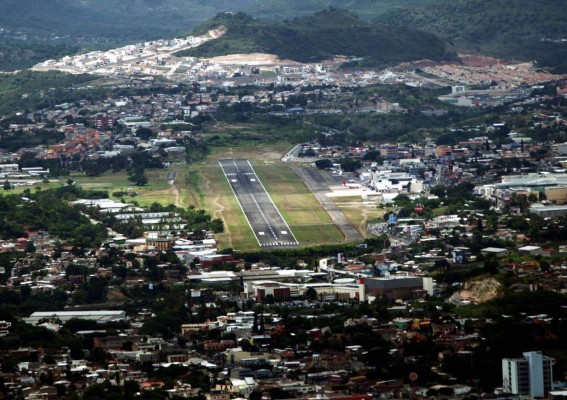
[249,190,278,240]
[219,158,300,248]
[246,160,300,246]
[218,160,262,248]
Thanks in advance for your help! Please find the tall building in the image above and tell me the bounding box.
[502,351,554,398]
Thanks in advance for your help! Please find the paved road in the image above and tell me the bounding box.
[219,159,299,249]
[293,167,364,243]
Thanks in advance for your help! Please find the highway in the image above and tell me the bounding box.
[219,159,299,249]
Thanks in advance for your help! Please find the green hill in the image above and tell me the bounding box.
[0,0,255,41]
[0,0,565,71]
[177,9,456,66]
[374,0,567,72]
[243,0,436,21]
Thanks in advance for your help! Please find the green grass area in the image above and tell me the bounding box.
[253,164,347,246]
[71,171,132,191]
[292,224,344,245]
[254,165,331,225]
[24,140,375,250]
[71,169,178,207]
[332,196,386,238]
[197,164,258,251]
[203,121,306,155]
[0,181,63,195]
[207,141,291,161]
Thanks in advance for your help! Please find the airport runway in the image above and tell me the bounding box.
[294,167,364,243]
[219,159,299,249]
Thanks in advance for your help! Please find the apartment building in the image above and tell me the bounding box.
[502,351,553,398]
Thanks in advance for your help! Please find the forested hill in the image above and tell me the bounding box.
[375,0,567,72]
[0,0,255,40]
[177,9,456,66]
[0,0,566,71]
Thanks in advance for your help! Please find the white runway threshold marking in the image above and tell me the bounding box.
[218,159,300,248]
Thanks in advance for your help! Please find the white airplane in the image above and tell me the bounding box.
[342,180,361,189]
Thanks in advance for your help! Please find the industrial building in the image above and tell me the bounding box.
[24,310,127,325]
[364,276,433,300]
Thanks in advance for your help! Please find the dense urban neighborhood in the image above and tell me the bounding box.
[2,6,567,400]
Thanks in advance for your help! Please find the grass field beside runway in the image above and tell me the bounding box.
[14,140,371,249]
[186,163,259,251]
[331,196,386,238]
[8,160,363,249]
[252,164,344,245]
[71,169,180,207]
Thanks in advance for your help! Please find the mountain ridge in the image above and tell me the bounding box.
[0,0,566,71]
[176,9,456,67]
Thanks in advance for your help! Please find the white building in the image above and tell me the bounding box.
[502,351,553,398]
[24,310,127,325]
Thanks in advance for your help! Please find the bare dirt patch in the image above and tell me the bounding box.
[204,53,301,66]
[457,52,519,67]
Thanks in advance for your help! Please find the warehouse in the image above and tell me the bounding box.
[24,310,127,325]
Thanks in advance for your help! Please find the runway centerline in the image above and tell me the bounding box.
[219,159,299,249]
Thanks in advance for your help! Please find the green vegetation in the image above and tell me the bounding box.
[0,0,252,43]
[203,113,317,148]
[0,43,79,71]
[236,234,389,268]
[0,71,97,115]
[0,186,107,248]
[1,0,565,71]
[253,165,346,245]
[178,9,456,67]
[245,0,434,21]
[0,130,64,152]
[376,0,567,72]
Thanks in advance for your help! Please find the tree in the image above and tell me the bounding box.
[3,180,11,191]
[25,241,36,253]
[315,159,333,169]
[340,158,362,172]
[483,257,499,274]
[305,287,317,302]
[210,218,224,233]
[128,171,148,186]
[135,127,155,140]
